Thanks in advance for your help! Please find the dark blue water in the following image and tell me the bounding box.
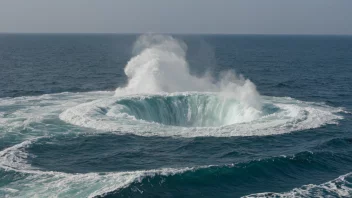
[0,34,351,197]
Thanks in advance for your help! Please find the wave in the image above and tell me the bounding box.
[0,139,207,197]
[96,150,352,197]
[2,138,352,197]
[244,173,352,198]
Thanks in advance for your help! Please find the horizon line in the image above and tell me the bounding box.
[0,32,352,37]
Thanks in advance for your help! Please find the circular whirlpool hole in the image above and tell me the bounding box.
[109,94,266,127]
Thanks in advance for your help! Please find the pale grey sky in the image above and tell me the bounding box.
[0,0,351,35]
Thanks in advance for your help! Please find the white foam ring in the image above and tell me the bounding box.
[59,93,344,137]
[243,173,352,198]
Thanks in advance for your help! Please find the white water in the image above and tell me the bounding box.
[115,34,262,110]
[60,93,343,137]
[0,139,200,197]
[243,173,352,198]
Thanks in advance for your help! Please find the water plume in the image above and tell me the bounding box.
[115,34,262,110]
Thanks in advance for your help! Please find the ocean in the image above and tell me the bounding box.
[0,33,351,197]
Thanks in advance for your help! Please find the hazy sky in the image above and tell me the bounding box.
[0,0,351,35]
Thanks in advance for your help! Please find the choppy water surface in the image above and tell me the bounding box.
[0,34,351,197]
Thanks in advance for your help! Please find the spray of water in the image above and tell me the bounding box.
[115,34,262,110]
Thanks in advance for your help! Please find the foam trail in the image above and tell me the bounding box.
[0,140,205,198]
[0,166,198,198]
[115,34,262,110]
[243,173,352,198]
